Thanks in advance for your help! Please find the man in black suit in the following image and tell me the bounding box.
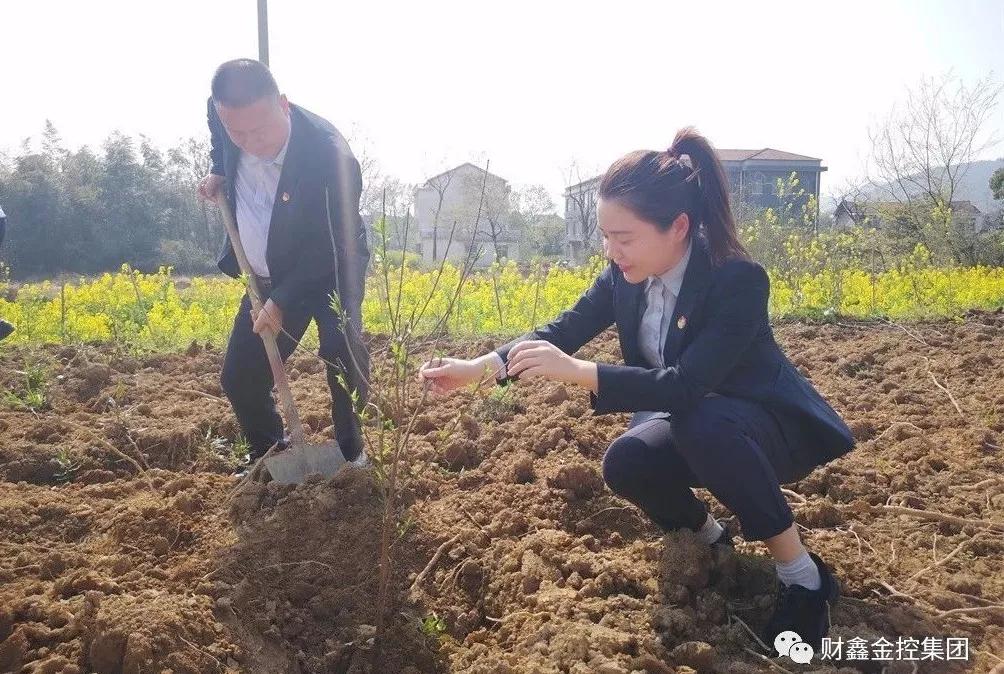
[197,59,369,463]
[0,203,14,341]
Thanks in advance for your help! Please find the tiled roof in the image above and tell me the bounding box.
[717,148,821,162]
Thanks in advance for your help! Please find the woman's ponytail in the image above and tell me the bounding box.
[668,127,749,265]
[600,127,749,266]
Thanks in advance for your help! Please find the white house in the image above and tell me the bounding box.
[414,163,521,266]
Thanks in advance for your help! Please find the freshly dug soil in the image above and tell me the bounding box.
[1,313,1002,673]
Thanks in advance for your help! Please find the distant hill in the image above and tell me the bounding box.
[864,158,1004,214]
[951,159,1004,213]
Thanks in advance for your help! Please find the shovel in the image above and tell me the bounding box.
[215,194,348,484]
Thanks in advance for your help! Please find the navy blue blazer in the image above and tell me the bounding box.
[496,239,855,466]
[207,99,369,316]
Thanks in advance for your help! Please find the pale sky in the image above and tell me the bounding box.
[3,0,1003,209]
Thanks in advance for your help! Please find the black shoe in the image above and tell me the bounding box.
[337,437,363,462]
[0,320,14,341]
[761,552,840,652]
[337,424,365,462]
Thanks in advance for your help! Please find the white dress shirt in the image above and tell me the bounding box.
[633,241,692,424]
[640,240,692,368]
[234,131,290,278]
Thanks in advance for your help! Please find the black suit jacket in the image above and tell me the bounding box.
[207,99,369,317]
[497,239,855,466]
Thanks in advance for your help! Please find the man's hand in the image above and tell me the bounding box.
[252,298,284,337]
[197,173,225,202]
[506,340,598,392]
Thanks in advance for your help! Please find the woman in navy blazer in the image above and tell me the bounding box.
[419,128,854,650]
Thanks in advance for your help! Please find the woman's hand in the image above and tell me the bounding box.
[417,356,494,396]
[506,340,598,392]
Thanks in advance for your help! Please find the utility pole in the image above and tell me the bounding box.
[257,0,269,66]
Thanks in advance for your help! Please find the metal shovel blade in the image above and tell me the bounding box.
[263,441,348,484]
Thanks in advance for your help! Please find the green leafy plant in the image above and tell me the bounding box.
[4,360,48,412]
[53,448,78,483]
[230,435,251,463]
[419,612,448,640]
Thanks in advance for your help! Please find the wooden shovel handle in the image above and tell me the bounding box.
[214,194,306,445]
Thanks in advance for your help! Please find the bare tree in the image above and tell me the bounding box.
[346,127,383,223]
[357,155,383,223]
[513,184,554,225]
[347,129,418,254]
[424,170,455,261]
[367,176,413,250]
[867,72,1003,263]
[512,185,562,256]
[482,204,508,261]
[562,162,601,263]
[466,161,513,262]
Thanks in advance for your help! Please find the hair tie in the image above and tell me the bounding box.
[667,145,700,187]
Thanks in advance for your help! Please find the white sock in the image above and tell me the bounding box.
[696,513,725,545]
[776,550,822,591]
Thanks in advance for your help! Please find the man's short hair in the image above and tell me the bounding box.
[211,59,279,108]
